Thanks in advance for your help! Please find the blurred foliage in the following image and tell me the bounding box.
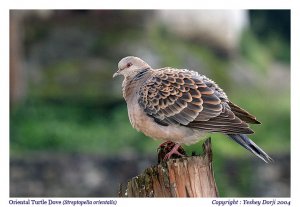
[241,10,290,69]
[147,25,231,92]
[10,10,290,197]
[240,29,272,73]
[10,100,157,155]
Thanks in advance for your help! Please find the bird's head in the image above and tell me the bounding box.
[113,56,151,78]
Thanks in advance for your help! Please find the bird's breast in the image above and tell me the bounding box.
[127,101,206,145]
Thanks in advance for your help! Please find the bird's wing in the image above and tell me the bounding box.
[138,68,254,134]
[227,101,261,124]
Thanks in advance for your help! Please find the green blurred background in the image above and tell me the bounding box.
[10,10,290,197]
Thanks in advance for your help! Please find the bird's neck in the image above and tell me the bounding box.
[122,68,152,102]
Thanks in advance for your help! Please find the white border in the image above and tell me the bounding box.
[1,1,297,207]
[0,7,10,207]
[1,0,294,10]
[290,7,299,207]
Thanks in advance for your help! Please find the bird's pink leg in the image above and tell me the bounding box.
[163,143,185,160]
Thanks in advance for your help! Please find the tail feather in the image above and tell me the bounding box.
[228,101,261,124]
[227,134,273,163]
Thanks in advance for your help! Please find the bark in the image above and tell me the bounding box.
[119,138,218,197]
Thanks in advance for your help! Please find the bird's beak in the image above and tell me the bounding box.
[113,70,120,78]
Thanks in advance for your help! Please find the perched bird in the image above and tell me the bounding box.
[113,56,273,163]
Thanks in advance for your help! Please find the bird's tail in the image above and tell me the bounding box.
[227,134,273,163]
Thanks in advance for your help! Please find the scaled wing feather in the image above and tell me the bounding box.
[138,68,257,134]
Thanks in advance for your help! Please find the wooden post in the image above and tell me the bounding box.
[119,138,218,197]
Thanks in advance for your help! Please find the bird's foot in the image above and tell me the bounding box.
[163,143,185,160]
[157,141,186,163]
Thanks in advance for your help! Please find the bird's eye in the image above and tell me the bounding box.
[126,62,133,68]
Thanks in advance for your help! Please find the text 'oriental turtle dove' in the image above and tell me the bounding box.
[113,56,273,163]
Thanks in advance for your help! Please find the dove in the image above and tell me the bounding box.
[113,56,273,163]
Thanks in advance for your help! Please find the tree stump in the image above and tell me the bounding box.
[119,138,218,197]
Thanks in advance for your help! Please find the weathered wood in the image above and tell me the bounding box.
[119,138,218,197]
